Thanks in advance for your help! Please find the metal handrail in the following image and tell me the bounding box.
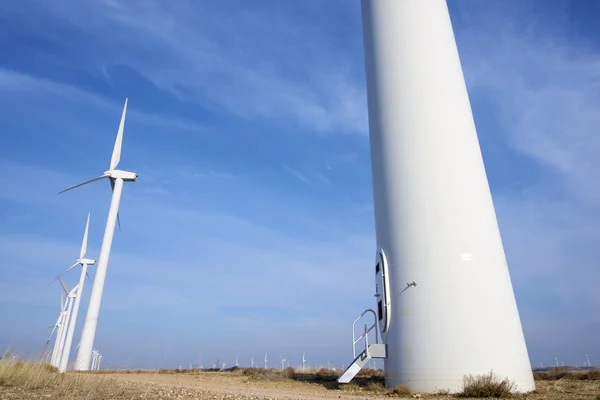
[351,309,379,359]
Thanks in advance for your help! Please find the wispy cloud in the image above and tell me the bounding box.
[0,68,205,134]
[455,1,600,203]
[8,0,368,135]
[283,165,312,185]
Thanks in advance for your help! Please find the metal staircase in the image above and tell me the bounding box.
[337,309,387,384]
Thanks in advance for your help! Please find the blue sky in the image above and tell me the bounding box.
[0,0,598,370]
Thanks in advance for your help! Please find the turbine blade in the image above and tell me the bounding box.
[49,262,80,284]
[58,175,107,194]
[60,293,64,311]
[57,277,68,295]
[110,98,128,171]
[110,179,122,232]
[80,213,90,258]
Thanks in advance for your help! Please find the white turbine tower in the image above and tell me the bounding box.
[301,351,306,370]
[52,213,96,372]
[250,357,254,368]
[59,98,138,370]
[264,353,268,369]
[358,0,535,392]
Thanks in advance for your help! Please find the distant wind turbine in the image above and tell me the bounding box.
[301,351,306,370]
[53,213,96,373]
[59,99,138,370]
[49,293,67,366]
[264,353,268,369]
[279,354,286,370]
[54,279,79,368]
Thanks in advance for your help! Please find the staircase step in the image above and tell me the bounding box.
[337,344,387,384]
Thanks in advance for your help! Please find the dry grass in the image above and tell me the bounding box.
[0,358,129,399]
[388,383,412,396]
[456,371,516,398]
[534,367,600,381]
[5,360,596,400]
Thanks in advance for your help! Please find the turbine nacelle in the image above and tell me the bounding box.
[105,169,138,182]
[78,258,96,265]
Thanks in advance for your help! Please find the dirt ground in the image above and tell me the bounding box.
[106,371,600,400]
[1,370,599,399]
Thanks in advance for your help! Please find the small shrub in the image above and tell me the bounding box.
[534,368,600,381]
[282,366,296,379]
[388,383,411,396]
[315,367,337,381]
[339,382,361,391]
[242,367,269,378]
[357,367,385,378]
[364,380,386,393]
[456,370,516,398]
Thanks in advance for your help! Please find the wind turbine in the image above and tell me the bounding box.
[301,351,306,370]
[53,213,96,372]
[91,349,98,370]
[59,98,138,370]
[264,353,268,369]
[49,293,67,366]
[54,279,79,368]
[42,308,62,360]
[279,354,286,370]
[250,357,254,368]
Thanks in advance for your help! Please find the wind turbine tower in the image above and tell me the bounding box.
[264,353,268,369]
[301,352,306,370]
[54,213,96,372]
[358,0,535,392]
[59,99,138,370]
